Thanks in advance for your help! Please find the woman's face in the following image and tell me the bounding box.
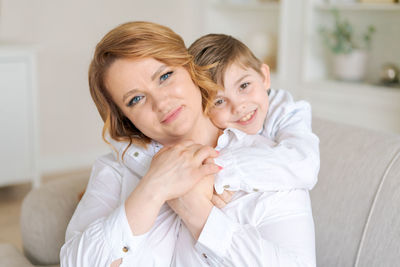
[105,57,204,145]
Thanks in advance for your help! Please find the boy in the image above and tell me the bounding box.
[189,34,320,195]
[171,34,319,266]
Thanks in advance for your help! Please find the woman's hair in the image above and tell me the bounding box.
[188,33,264,86]
[89,21,219,151]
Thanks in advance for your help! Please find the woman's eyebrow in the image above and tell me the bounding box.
[151,65,167,81]
[122,89,139,103]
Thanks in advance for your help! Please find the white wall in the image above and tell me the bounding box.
[0,0,202,174]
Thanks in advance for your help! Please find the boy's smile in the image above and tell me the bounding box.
[209,62,271,134]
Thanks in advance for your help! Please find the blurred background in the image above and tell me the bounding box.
[1,0,400,187]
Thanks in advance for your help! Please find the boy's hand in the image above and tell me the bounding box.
[211,190,234,209]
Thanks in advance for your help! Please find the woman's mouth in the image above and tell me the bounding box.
[161,106,183,124]
[236,109,257,125]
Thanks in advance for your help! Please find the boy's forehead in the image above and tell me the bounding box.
[223,62,253,84]
[227,60,251,72]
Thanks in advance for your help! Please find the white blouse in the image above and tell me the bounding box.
[60,88,318,266]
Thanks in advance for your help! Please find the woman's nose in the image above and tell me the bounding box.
[151,92,169,112]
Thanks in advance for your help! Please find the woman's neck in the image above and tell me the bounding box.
[189,114,221,148]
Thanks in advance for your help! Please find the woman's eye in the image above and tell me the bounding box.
[160,71,173,82]
[214,98,225,107]
[239,82,250,91]
[127,95,144,107]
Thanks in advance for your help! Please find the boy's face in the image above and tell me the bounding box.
[209,62,270,134]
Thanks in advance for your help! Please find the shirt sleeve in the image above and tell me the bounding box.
[195,190,316,267]
[60,155,153,267]
[215,98,320,194]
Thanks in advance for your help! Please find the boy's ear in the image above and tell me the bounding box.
[261,63,271,89]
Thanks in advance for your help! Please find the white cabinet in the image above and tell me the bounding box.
[0,46,40,187]
[204,0,400,134]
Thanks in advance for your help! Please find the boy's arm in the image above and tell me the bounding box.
[214,99,319,194]
[195,190,316,266]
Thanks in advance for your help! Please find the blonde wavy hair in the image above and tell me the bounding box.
[89,21,220,153]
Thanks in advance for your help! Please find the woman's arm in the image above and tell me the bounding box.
[125,142,220,235]
[60,155,146,267]
[61,142,220,266]
[167,174,215,240]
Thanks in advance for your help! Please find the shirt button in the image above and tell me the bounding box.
[122,246,129,253]
[223,185,230,189]
[133,152,139,157]
[202,253,208,259]
[253,188,259,192]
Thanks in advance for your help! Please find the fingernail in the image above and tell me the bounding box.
[218,165,223,170]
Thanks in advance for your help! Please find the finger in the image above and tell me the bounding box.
[192,145,219,164]
[220,190,234,203]
[199,163,222,177]
[212,194,226,209]
[203,157,215,165]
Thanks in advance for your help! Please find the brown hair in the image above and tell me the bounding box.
[89,21,219,152]
[188,33,264,86]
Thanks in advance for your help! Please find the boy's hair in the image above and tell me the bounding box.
[88,21,219,150]
[188,33,264,85]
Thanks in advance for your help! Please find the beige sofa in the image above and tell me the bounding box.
[1,118,400,267]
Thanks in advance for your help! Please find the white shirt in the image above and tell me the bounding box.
[60,88,317,266]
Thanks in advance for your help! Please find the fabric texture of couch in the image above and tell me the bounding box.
[2,117,400,267]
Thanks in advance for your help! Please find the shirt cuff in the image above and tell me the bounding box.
[103,204,150,260]
[195,206,238,264]
[214,151,241,194]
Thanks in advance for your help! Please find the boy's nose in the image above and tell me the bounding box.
[232,101,247,115]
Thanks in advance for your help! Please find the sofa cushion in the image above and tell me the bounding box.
[20,175,89,265]
[311,118,400,267]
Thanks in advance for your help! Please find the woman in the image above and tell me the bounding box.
[60,21,315,266]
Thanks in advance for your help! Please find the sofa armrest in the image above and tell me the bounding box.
[311,117,400,267]
[20,175,88,265]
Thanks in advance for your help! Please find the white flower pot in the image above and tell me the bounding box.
[333,50,368,82]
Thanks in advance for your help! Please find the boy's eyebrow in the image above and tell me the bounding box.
[234,74,250,86]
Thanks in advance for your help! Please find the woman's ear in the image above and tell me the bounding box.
[260,63,271,90]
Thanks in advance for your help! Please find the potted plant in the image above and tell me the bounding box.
[319,9,375,81]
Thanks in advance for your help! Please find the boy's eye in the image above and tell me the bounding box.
[214,98,225,107]
[239,82,250,91]
[160,71,173,82]
[127,95,144,107]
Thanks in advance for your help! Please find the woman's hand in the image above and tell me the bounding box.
[167,174,215,240]
[124,140,220,236]
[142,140,220,202]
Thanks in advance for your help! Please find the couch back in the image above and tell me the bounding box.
[311,118,400,267]
[20,118,400,266]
